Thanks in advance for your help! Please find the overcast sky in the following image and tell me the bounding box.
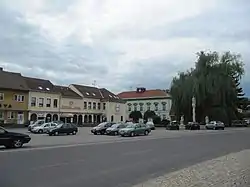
[0,0,249,95]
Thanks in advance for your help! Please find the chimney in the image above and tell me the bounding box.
[0,67,3,71]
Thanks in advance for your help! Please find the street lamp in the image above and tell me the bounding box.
[192,96,196,122]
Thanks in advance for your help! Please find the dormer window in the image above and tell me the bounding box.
[38,86,43,90]
[86,92,90,95]
[46,88,50,91]
[92,93,96,96]
[109,94,112,98]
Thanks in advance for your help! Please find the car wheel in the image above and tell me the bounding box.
[93,132,97,135]
[114,131,118,136]
[221,127,225,130]
[72,131,76,135]
[55,131,59,136]
[49,133,52,136]
[13,139,23,148]
[38,129,43,134]
[144,130,149,136]
[130,132,135,137]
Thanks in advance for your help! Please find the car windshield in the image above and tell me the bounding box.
[126,124,135,128]
[0,126,7,133]
[56,124,63,128]
[97,123,106,127]
[111,124,120,128]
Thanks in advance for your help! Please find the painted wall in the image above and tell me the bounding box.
[125,97,172,120]
[28,91,60,112]
[105,102,126,122]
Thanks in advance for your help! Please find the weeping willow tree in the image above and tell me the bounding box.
[170,51,244,124]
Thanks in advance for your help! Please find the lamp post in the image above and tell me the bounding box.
[192,96,196,122]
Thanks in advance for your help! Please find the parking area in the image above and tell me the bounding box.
[5,127,249,148]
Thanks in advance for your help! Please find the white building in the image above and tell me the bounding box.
[118,88,172,120]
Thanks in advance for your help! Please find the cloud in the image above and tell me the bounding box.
[0,0,249,95]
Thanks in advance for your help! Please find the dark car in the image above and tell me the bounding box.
[106,123,127,135]
[0,126,31,148]
[91,122,115,135]
[48,123,78,136]
[166,121,180,130]
[185,122,200,130]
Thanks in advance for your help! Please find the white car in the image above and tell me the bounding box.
[146,121,155,130]
[31,122,58,133]
[28,120,45,131]
[205,121,225,130]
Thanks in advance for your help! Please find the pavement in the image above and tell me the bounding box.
[1,128,250,187]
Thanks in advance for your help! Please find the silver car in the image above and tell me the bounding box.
[31,122,58,133]
[205,121,225,130]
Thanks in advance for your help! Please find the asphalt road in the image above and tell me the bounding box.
[1,129,250,187]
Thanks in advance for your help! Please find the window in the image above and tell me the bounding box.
[140,105,143,111]
[134,105,137,111]
[8,111,15,119]
[39,98,44,107]
[147,105,151,111]
[162,103,166,111]
[103,103,106,110]
[128,104,131,111]
[0,93,4,101]
[46,98,51,107]
[111,115,114,122]
[154,103,158,111]
[93,102,96,110]
[88,102,92,110]
[0,111,3,119]
[31,97,36,107]
[14,95,24,102]
[53,99,58,108]
[97,103,101,110]
[84,102,87,109]
[121,116,123,121]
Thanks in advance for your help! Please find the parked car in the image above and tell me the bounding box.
[0,126,31,148]
[146,121,155,130]
[48,123,78,136]
[119,123,151,137]
[166,121,180,130]
[185,122,200,130]
[231,120,247,127]
[28,120,45,131]
[31,122,59,133]
[205,121,225,130]
[91,122,115,135]
[106,123,127,135]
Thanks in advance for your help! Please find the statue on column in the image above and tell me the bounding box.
[180,115,184,125]
[205,116,209,124]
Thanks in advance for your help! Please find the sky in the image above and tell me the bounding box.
[0,0,249,95]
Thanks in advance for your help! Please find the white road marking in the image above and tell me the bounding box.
[0,130,242,153]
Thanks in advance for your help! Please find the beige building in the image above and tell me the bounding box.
[118,88,172,120]
[24,77,61,122]
[69,84,126,124]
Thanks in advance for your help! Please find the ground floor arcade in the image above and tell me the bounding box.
[28,111,106,125]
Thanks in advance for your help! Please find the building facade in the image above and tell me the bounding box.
[69,84,126,123]
[118,88,172,120]
[24,77,61,122]
[0,68,29,124]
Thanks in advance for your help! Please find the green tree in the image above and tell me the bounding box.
[129,111,143,122]
[170,51,244,124]
[143,110,156,121]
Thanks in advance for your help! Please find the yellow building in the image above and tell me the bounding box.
[0,68,29,125]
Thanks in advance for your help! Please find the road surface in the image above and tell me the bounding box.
[1,129,250,187]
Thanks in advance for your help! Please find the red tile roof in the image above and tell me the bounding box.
[118,89,169,99]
